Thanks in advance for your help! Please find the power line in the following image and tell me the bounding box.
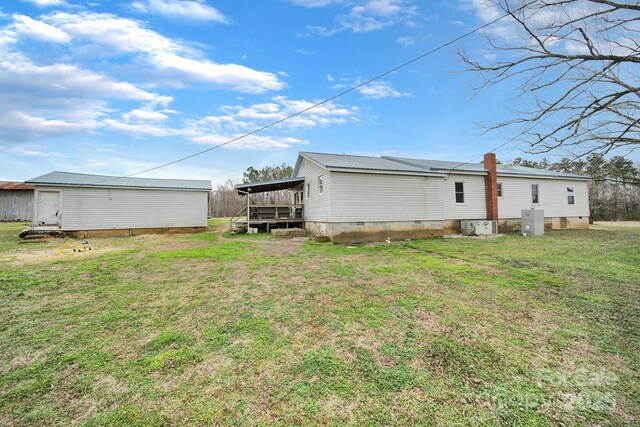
[94,1,537,184]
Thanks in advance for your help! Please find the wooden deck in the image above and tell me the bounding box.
[230,204,304,233]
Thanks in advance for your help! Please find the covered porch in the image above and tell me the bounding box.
[231,177,305,234]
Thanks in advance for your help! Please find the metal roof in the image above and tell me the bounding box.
[294,152,588,180]
[385,157,588,180]
[26,171,212,191]
[235,177,305,194]
[299,152,445,174]
[0,181,35,190]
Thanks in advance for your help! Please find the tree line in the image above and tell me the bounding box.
[208,163,294,218]
[506,156,640,221]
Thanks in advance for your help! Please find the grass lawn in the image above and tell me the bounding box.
[0,220,638,425]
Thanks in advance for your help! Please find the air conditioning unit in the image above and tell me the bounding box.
[460,220,497,236]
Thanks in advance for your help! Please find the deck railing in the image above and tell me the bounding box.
[249,204,303,220]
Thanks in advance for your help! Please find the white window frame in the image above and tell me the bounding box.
[497,182,503,199]
[318,176,324,194]
[454,181,465,205]
[531,184,540,205]
[567,186,575,205]
[305,183,310,199]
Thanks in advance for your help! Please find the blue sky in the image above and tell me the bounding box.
[0,0,618,185]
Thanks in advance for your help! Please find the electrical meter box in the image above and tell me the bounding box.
[521,209,544,236]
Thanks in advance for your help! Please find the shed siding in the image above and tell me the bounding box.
[296,158,331,222]
[497,177,590,218]
[0,190,33,221]
[442,174,487,220]
[40,186,208,230]
[330,172,444,222]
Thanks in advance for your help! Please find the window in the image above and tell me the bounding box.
[318,176,324,194]
[567,186,575,205]
[497,182,503,198]
[305,183,310,198]
[531,184,540,204]
[455,181,465,204]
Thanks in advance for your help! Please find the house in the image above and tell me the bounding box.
[25,172,211,238]
[0,182,35,221]
[234,151,590,242]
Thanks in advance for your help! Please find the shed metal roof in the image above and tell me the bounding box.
[0,181,35,190]
[26,171,212,191]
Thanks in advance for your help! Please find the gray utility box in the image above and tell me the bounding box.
[521,209,544,236]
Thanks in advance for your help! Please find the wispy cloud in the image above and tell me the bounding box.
[357,80,410,99]
[396,36,414,45]
[41,11,284,93]
[22,0,69,7]
[187,96,360,149]
[130,0,229,24]
[294,0,418,35]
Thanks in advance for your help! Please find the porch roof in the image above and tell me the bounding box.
[235,177,305,194]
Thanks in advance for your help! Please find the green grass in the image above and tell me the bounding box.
[0,220,638,425]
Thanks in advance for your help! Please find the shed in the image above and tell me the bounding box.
[25,172,212,237]
[0,182,35,221]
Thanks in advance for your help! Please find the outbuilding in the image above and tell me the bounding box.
[25,172,211,238]
[0,182,35,221]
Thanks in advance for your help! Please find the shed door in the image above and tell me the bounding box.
[36,191,60,226]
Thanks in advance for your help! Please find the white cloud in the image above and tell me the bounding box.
[396,36,414,45]
[0,111,94,141]
[22,0,68,7]
[12,14,71,43]
[295,0,418,35]
[101,119,178,137]
[130,0,229,23]
[150,52,285,93]
[0,51,171,143]
[357,80,410,99]
[193,134,306,150]
[43,12,284,93]
[6,146,65,157]
[186,96,359,150]
[123,109,170,122]
[289,0,340,6]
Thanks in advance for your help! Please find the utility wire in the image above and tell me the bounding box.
[93,1,537,184]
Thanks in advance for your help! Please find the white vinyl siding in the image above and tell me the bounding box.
[497,178,589,218]
[330,172,444,222]
[295,158,331,222]
[443,174,486,220]
[37,186,208,230]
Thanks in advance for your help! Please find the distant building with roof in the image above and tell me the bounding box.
[233,151,591,242]
[0,181,35,221]
[25,172,212,237]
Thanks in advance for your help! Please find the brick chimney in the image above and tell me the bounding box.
[483,152,499,221]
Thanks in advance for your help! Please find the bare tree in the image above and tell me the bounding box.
[460,0,639,157]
